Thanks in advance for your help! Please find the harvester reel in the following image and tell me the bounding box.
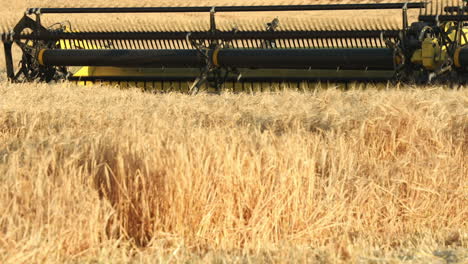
[2,2,468,90]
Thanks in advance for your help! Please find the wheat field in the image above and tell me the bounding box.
[1,0,468,263]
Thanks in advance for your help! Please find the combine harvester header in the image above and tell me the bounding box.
[2,1,468,92]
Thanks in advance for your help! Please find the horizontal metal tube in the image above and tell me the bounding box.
[419,15,468,22]
[16,30,400,41]
[40,48,395,70]
[27,3,426,14]
[41,49,204,67]
[217,49,395,70]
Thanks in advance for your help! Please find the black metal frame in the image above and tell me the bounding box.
[16,1,468,88]
[25,3,426,14]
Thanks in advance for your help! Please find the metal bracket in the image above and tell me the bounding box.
[3,41,14,80]
[263,18,280,48]
[403,2,409,31]
[210,7,217,33]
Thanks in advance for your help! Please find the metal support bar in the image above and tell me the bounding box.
[210,7,216,33]
[25,3,427,14]
[13,30,401,41]
[402,2,409,30]
[3,41,14,80]
[419,14,468,21]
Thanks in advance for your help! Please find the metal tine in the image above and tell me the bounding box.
[85,39,92,49]
[120,39,127,49]
[299,38,305,48]
[274,39,280,48]
[109,39,116,49]
[358,38,364,48]
[82,37,89,50]
[336,38,341,48]
[92,39,99,49]
[137,39,144,50]
[112,39,118,49]
[133,39,139,50]
[290,38,296,48]
[174,39,181,50]
[247,39,252,48]
[109,38,115,49]
[100,29,108,49]
[125,40,131,49]
[313,38,318,48]
[143,39,150,50]
[292,38,298,48]
[362,38,367,48]
[276,39,282,48]
[148,39,155,49]
[99,39,107,49]
[89,39,96,49]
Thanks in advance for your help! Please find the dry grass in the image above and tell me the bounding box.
[0,0,467,263]
[0,83,467,263]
